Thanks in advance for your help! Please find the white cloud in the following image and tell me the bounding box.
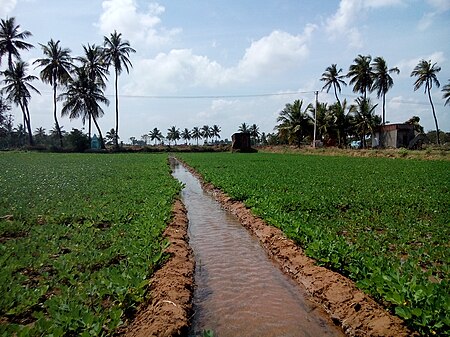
[124,29,314,95]
[419,0,450,30]
[0,0,17,16]
[325,0,404,48]
[97,0,181,47]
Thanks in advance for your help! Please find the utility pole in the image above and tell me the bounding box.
[313,90,318,148]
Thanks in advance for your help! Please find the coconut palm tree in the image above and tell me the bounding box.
[76,44,109,141]
[238,122,250,133]
[349,97,381,148]
[371,57,399,125]
[201,125,211,144]
[348,55,373,100]
[149,127,163,145]
[59,67,109,149]
[328,100,351,147]
[0,17,33,69]
[211,124,221,143]
[276,99,313,147]
[103,31,136,148]
[1,61,40,145]
[181,128,191,145]
[191,126,202,145]
[249,123,260,144]
[410,60,441,145]
[320,64,347,105]
[105,128,118,145]
[442,79,450,106]
[167,126,180,145]
[33,39,73,147]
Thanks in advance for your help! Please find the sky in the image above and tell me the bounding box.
[1,0,449,143]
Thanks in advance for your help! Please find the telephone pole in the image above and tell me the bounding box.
[313,90,318,148]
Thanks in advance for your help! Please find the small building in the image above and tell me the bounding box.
[231,132,251,151]
[91,134,101,150]
[373,124,415,148]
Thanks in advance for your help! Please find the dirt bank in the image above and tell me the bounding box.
[123,200,194,337]
[183,162,416,337]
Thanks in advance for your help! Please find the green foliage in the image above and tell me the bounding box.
[0,152,181,336]
[178,152,450,336]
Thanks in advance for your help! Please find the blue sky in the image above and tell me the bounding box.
[1,0,449,142]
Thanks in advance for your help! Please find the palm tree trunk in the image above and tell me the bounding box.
[53,82,63,147]
[333,83,341,105]
[382,93,386,125]
[114,68,119,148]
[24,103,34,146]
[427,87,440,145]
[88,114,92,142]
[92,115,106,149]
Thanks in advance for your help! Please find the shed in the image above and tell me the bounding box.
[373,124,415,148]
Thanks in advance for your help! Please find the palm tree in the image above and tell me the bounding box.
[348,55,373,100]
[276,99,313,147]
[167,126,180,145]
[328,100,351,147]
[105,128,118,145]
[1,61,40,145]
[211,124,221,143]
[33,39,72,147]
[371,57,399,125]
[201,125,211,144]
[410,60,441,145]
[191,126,202,145]
[238,122,250,133]
[0,17,33,69]
[59,67,109,149]
[320,64,347,105]
[76,44,109,141]
[34,126,46,144]
[181,128,191,145]
[103,31,136,148]
[249,123,260,144]
[349,97,380,148]
[149,127,163,145]
[442,79,450,106]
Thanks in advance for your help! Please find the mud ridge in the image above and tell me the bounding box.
[182,161,415,337]
[123,200,195,337]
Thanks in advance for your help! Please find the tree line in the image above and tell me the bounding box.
[0,16,135,149]
[273,55,449,147]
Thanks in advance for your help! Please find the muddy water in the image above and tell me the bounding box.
[172,162,344,337]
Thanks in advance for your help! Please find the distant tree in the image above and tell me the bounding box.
[411,60,441,145]
[405,116,424,133]
[105,128,118,145]
[238,122,249,133]
[181,128,191,145]
[320,63,347,105]
[1,61,40,145]
[129,136,136,145]
[59,67,109,149]
[76,44,109,140]
[33,127,46,144]
[0,17,33,69]
[33,39,73,147]
[249,123,260,144]
[66,128,89,152]
[103,31,136,148]
[349,97,381,148]
[328,100,351,147]
[201,125,211,144]
[348,55,373,100]
[167,126,180,145]
[371,56,399,125]
[211,124,221,142]
[442,79,450,106]
[149,127,163,145]
[276,99,313,147]
[191,126,202,145]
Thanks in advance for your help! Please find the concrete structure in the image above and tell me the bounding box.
[373,124,415,148]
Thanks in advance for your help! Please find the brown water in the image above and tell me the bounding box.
[172,161,344,337]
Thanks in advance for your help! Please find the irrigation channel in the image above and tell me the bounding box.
[171,160,345,337]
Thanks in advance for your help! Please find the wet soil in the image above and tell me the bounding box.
[124,160,415,337]
[123,200,195,337]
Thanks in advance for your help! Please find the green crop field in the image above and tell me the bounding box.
[0,152,181,336]
[177,152,450,336]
